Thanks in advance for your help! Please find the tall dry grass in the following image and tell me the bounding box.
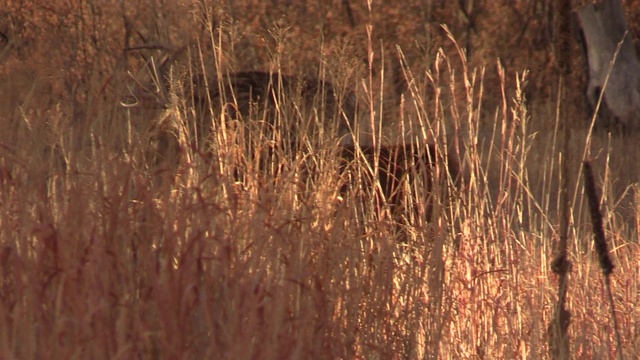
[1,3,639,359]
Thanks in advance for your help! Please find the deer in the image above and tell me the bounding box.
[338,141,460,244]
[123,44,461,243]
[122,44,372,156]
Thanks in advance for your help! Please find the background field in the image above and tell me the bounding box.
[1,1,639,358]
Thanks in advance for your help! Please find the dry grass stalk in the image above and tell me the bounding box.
[2,3,640,358]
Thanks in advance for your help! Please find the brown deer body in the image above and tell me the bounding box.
[128,66,459,240]
[339,142,460,240]
[136,70,371,164]
[188,71,366,146]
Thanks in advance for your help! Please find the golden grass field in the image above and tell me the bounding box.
[1,1,639,359]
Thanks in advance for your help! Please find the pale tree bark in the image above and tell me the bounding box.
[578,0,640,129]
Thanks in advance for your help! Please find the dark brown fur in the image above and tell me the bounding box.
[191,71,358,136]
[239,140,460,228]
[145,71,370,168]
[138,68,458,237]
[150,71,366,157]
[339,142,460,236]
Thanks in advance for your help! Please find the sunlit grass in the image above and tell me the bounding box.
[0,4,639,360]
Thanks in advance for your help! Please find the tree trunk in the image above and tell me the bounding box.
[578,0,640,129]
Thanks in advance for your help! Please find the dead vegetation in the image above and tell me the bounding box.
[0,1,639,359]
